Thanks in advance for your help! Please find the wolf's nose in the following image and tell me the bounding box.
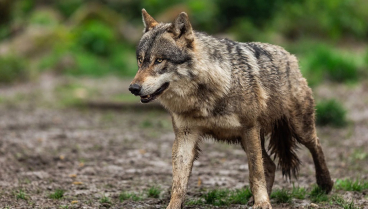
[129,84,142,95]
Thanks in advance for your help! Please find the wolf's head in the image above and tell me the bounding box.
[129,9,195,103]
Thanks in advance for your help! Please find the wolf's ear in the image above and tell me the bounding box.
[168,12,194,43]
[142,9,158,32]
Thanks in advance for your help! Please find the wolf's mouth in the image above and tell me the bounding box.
[140,82,170,103]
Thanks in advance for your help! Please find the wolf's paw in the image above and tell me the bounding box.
[166,200,182,209]
[317,177,334,194]
[253,201,272,209]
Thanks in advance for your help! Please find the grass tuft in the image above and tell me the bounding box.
[301,45,360,86]
[119,191,143,202]
[186,188,252,206]
[186,198,204,206]
[203,189,229,206]
[15,189,27,200]
[147,186,161,198]
[100,195,112,204]
[291,185,307,199]
[48,189,65,199]
[309,186,329,203]
[335,179,368,192]
[316,99,347,127]
[228,188,252,204]
[332,195,359,209]
[270,188,292,203]
[0,55,28,84]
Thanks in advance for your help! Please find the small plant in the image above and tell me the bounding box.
[332,195,359,209]
[303,45,359,85]
[49,189,65,199]
[119,191,143,202]
[140,120,153,128]
[291,185,307,199]
[270,188,292,203]
[100,195,111,204]
[76,20,116,56]
[186,198,204,205]
[55,0,83,17]
[309,186,329,203]
[316,99,347,127]
[16,189,27,200]
[351,149,368,161]
[147,186,161,198]
[0,55,27,84]
[203,189,229,206]
[228,188,252,204]
[186,188,252,206]
[335,179,368,192]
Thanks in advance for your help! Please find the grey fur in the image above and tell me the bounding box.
[130,10,333,209]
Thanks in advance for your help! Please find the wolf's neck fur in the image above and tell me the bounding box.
[159,32,232,117]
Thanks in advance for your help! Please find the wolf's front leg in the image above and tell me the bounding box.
[167,130,199,209]
[242,125,272,209]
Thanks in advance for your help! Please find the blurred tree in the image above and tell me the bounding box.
[0,0,13,26]
[215,0,298,30]
[55,0,84,17]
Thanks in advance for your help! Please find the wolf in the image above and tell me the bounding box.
[129,9,333,209]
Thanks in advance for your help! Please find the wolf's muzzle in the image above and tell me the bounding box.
[129,84,142,95]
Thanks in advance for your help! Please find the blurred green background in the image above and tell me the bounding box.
[0,0,367,84]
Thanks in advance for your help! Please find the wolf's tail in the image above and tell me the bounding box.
[268,116,301,179]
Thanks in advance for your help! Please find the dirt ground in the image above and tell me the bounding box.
[0,76,367,208]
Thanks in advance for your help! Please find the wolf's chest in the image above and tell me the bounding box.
[174,113,243,137]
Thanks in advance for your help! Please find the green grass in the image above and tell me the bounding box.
[316,99,347,127]
[270,186,307,203]
[203,189,229,206]
[228,188,252,205]
[147,186,161,198]
[351,149,368,161]
[309,186,329,203]
[298,44,362,86]
[0,55,28,84]
[119,191,143,202]
[186,188,252,206]
[36,20,137,78]
[186,198,204,206]
[140,120,153,128]
[270,188,292,203]
[331,195,359,209]
[335,179,368,192]
[100,195,112,204]
[48,189,65,199]
[15,189,27,200]
[291,185,307,199]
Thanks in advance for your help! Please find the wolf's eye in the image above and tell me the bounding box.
[155,58,163,64]
[138,57,143,64]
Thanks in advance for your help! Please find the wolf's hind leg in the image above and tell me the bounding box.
[290,97,333,193]
[299,133,333,193]
[261,136,276,196]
